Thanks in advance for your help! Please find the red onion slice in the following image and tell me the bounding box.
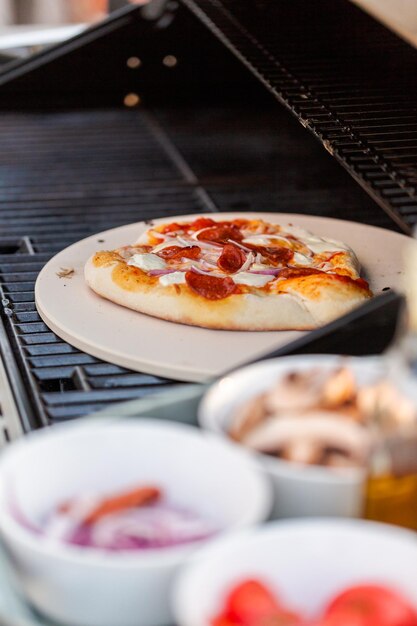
[147,269,178,276]
[248,269,281,276]
[239,251,255,272]
[199,259,219,270]
[228,239,252,253]
[176,235,195,247]
[190,265,225,278]
[178,234,222,253]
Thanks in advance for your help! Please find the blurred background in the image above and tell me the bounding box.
[0,1,415,53]
[0,1,136,25]
[0,0,146,63]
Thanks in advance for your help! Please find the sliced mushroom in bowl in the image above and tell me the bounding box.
[199,355,417,519]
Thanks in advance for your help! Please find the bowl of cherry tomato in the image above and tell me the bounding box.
[173,518,417,626]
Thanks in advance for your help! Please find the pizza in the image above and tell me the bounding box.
[84,216,372,330]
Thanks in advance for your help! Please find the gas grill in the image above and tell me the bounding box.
[0,0,415,434]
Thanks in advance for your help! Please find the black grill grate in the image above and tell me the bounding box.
[182,0,417,232]
[0,103,404,429]
[0,109,216,426]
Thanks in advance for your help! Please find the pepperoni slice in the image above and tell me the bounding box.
[188,217,217,231]
[231,218,250,229]
[185,271,237,300]
[217,243,247,273]
[197,224,243,244]
[244,244,293,266]
[157,245,201,260]
[157,245,183,259]
[259,246,294,265]
[278,267,323,279]
[180,246,201,260]
[160,222,183,234]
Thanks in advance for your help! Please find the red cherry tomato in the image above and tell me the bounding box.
[320,585,417,626]
[211,618,236,626]
[211,579,303,626]
[225,579,281,624]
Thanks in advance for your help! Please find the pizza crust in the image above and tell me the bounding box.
[84,256,369,331]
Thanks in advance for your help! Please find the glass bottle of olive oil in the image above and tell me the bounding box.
[364,432,417,530]
[364,234,417,531]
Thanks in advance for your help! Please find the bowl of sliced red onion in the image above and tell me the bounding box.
[0,419,271,626]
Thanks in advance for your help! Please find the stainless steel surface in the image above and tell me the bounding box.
[0,318,23,442]
[0,24,86,51]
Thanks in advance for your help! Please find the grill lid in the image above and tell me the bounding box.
[0,1,415,229]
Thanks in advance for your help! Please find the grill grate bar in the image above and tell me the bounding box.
[182,0,417,231]
[26,344,77,356]
[47,403,125,420]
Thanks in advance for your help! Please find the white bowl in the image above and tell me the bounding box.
[0,419,271,626]
[199,355,417,519]
[173,518,417,626]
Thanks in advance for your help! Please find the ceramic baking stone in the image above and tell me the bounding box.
[35,212,409,382]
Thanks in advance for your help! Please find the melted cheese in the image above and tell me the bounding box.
[159,272,186,286]
[283,226,350,255]
[128,253,167,271]
[305,239,349,254]
[242,234,288,246]
[293,252,314,266]
[232,272,274,287]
